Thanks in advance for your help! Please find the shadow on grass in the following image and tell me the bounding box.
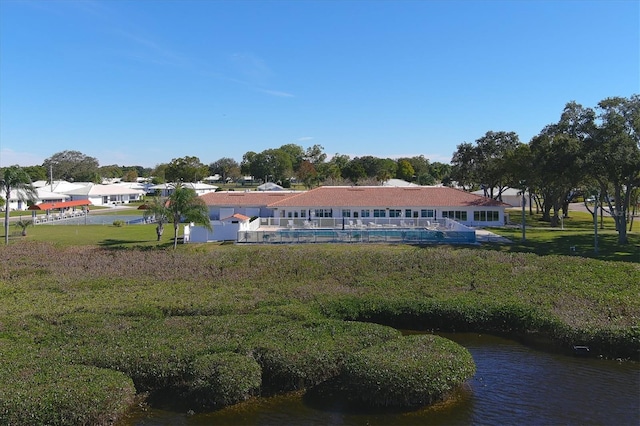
[98,239,174,250]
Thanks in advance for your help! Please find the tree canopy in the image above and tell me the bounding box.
[42,150,100,182]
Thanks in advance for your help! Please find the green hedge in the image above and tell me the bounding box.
[248,319,401,392]
[185,352,262,409]
[341,334,476,408]
[0,344,135,426]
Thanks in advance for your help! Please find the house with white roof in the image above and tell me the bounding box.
[64,183,144,206]
[148,182,218,197]
[2,188,70,211]
[472,187,523,207]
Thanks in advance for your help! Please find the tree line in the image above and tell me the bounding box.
[450,95,639,244]
[2,94,638,244]
[3,148,453,189]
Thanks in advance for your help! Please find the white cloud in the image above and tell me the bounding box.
[0,149,44,168]
[257,88,295,98]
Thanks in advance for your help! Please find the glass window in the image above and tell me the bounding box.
[342,209,351,217]
[421,209,435,218]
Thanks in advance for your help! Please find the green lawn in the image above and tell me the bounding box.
[3,209,638,262]
[486,210,640,263]
[2,222,179,248]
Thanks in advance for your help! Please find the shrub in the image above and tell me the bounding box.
[185,352,262,409]
[0,344,136,426]
[250,319,400,393]
[341,334,476,408]
[112,220,125,227]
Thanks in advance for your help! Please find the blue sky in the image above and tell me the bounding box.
[1,0,638,169]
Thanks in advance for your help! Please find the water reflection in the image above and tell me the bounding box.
[123,333,640,426]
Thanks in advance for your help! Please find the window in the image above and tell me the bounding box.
[373,209,386,218]
[473,210,499,222]
[300,210,306,218]
[341,209,351,217]
[389,209,401,218]
[314,209,333,218]
[405,209,412,218]
[421,209,435,218]
[360,210,370,218]
[441,210,467,221]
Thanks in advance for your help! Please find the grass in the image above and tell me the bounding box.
[484,209,640,263]
[3,208,638,261]
[3,222,175,248]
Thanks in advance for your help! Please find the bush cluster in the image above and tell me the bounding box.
[342,334,476,407]
[0,343,135,425]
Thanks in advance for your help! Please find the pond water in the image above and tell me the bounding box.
[38,214,147,225]
[121,333,639,425]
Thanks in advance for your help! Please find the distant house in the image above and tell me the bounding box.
[382,179,419,187]
[256,182,284,191]
[32,180,88,194]
[472,187,523,207]
[199,191,302,220]
[148,182,218,197]
[63,183,144,206]
[2,188,70,211]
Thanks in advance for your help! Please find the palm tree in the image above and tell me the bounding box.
[15,219,33,237]
[142,196,169,241]
[1,165,38,245]
[143,183,211,249]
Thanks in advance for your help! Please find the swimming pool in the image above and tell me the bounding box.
[36,215,149,226]
[240,227,476,244]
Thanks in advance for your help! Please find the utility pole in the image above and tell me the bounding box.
[519,180,526,241]
[593,191,599,254]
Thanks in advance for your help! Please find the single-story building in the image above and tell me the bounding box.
[265,186,508,228]
[64,183,145,206]
[199,191,302,221]
[147,182,218,197]
[2,188,70,211]
[192,186,508,243]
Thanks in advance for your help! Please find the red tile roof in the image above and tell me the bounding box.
[266,186,507,208]
[28,199,92,210]
[221,213,251,221]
